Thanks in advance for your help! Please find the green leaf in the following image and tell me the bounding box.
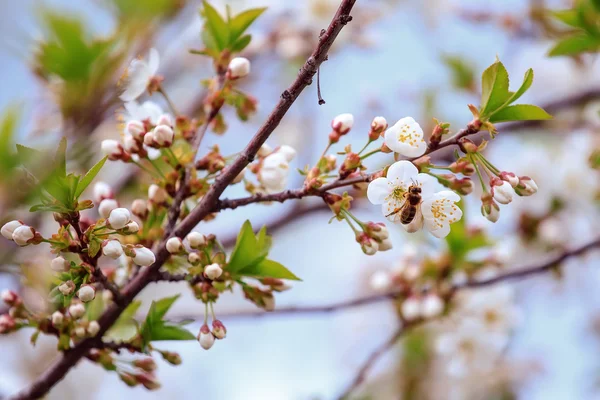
[152,295,180,321]
[442,54,475,90]
[548,34,600,56]
[489,104,553,123]
[106,301,141,342]
[238,259,301,281]
[148,325,195,341]
[16,144,44,177]
[502,68,533,106]
[88,240,101,258]
[480,59,510,117]
[227,220,261,273]
[0,105,20,174]
[54,137,67,178]
[86,294,105,321]
[75,156,107,198]
[230,34,252,53]
[202,1,230,51]
[228,7,266,43]
[551,10,582,28]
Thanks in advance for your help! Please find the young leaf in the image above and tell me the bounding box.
[238,259,301,281]
[148,325,195,341]
[480,59,510,117]
[230,34,252,53]
[54,137,68,178]
[488,104,552,123]
[16,144,44,177]
[551,10,582,28]
[502,68,533,107]
[228,8,266,43]
[106,301,141,342]
[151,295,180,320]
[202,1,230,51]
[75,156,107,198]
[548,34,600,57]
[227,220,261,273]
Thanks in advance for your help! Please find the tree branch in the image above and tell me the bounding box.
[9,2,358,399]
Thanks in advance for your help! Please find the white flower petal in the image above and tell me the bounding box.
[415,173,437,199]
[386,160,418,186]
[367,178,392,205]
[400,208,423,232]
[148,48,160,75]
[384,117,427,157]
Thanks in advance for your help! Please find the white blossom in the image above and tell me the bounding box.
[133,247,155,266]
[51,256,70,272]
[331,113,354,134]
[260,152,291,193]
[258,143,273,157]
[98,199,119,219]
[401,297,421,321]
[384,117,427,157]
[93,182,113,203]
[102,240,124,259]
[124,100,164,125]
[120,48,160,101]
[107,208,131,230]
[278,145,297,162]
[1,220,23,240]
[370,270,392,292]
[227,57,251,79]
[421,191,463,238]
[204,263,223,280]
[78,285,96,302]
[12,225,34,246]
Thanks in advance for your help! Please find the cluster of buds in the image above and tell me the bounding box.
[356,222,392,255]
[479,168,537,222]
[142,115,175,149]
[197,319,228,350]
[439,174,474,195]
[119,370,160,390]
[242,285,276,311]
[0,290,25,334]
[195,145,226,173]
[329,113,354,144]
[1,220,43,247]
[338,150,362,180]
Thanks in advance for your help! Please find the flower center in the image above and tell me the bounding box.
[391,186,405,199]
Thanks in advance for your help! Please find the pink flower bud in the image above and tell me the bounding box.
[153,125,174,147]
[491,180,514,205]
[98,199,119,219]
[156,114,172,127]
[1,220,23,240]
[123,135,140,153]
[101,140,123,160]
[102,240,124,259]
[93,182,113,203]
[69,303,85,319]
[148,184,168,203]
[204,263,223,280]
[125,221,139,233]
[126,120,146,140]
[500,171,519,187]
[331,113,354,134]
[198,324,215,350]
[188,252,201,264]
[356,233,379,255]
[212,320,227,339]
[133,358,157,372]
[515,176,538,196]
[1,290,19,306]
[131,199,148,217]
[0,314,16,333]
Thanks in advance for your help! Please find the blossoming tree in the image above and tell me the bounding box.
[0,0,599,399]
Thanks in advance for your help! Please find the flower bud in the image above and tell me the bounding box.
[59,280,76,296]
[78,285,96,302]
[132,247,155,266]
[188,252,201,264]
[69,303,86,319]
[119,372,137,387]
[131,199,148,218]
[328,131,341,144]
[212,320,227,339]
[75,326,87,338]
[98,199,119,219]
[143,132,156,147]
[420,294,444,318]
[153,125,174,147]
[277,145,297,162]
[166,237,184,254]
[0,314,16,333]
[107,208,131,230]
[135,373,161,390]
[356,233,379,255]
[161,351,182,365]
[365,222,389,241]
[370,116,388,138]
[378,238,393,251]
[87,321,100,336]
[515,176,538,196]
[133,358,157,372]
[449,159,475,176]
[458,137,478,153]
[123,135,140,153]
[101,140,124,160]
[93,182,113,203]
[51,256,70,272]
[500,171,519,187]
[263,294,275,311]
[491,179,514,205]
[156,114,172,127]
[1,220,23,240]
[1,290,19,306]
[126,120,146,140]
[148,184,168,203]
[102,240,124,259]
[227,57,251,79]
[198,324,215,350]
[204,263,223,280]
[481,193,500,223]
[331,113,354,135]
[51,311,64,328]
[186,232,206,249]
[12,225,35,246]
[401,297,421,321]
[125,221,139,233]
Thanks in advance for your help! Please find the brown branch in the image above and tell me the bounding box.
[8,2,358,399]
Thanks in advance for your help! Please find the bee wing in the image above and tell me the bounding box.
[384,195,408,222]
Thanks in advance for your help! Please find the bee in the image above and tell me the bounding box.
[386,184,422,224]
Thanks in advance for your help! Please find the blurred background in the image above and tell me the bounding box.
[0,0,599,399]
